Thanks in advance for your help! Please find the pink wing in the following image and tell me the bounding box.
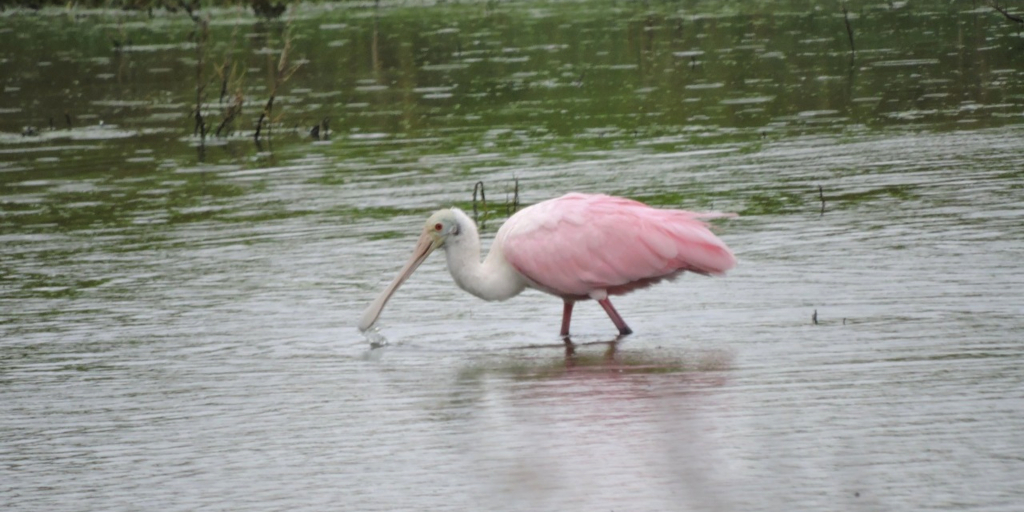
[499,193,736,298]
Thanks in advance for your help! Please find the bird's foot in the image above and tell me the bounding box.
[561,335,576,356]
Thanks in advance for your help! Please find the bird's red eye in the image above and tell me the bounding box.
[434,223,443,231]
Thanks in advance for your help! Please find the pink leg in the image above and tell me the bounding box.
[560,300,575,337]
[598,298,633,336]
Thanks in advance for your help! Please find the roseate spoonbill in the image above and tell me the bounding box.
[358,193,736,337]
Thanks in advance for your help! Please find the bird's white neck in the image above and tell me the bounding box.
[442,209,526,302]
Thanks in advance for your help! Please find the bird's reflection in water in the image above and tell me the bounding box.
[358,329,733,388]
[561,335,624,361]
[449,338,736,511]
[498,336,733,383]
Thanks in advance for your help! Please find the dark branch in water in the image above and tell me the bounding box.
[216,60,230,104]
[472,181,487,226]
[251,0,287,19]
[812,309,818,325]
[194,105,207,139]
[216,91,244,137]
[991,2,1024,24]
[842,2,856,57]
[189,13,209,146]
[254,27,302,149]
[254,103,271,144]
[177,0,202,23]
[573,71,586,87]
[819,185,825,216]
[309,117,330,140]
[507,177,520,216]
[213,26,245,138]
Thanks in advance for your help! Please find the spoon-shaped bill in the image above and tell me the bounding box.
[358,231,439,332]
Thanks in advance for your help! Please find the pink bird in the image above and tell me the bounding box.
[358,193,736,337]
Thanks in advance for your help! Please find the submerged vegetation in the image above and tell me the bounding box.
[1,0,1023,230]
[2,0,291,18]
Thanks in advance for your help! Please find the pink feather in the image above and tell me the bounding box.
[499,193,736,299]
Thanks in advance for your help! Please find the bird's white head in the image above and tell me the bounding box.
[357,208,469,332]
[424,208,462,247]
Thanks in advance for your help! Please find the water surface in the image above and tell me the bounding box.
[2,2,1023,511]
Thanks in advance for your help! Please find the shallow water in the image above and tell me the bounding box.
[2,2,1024,511]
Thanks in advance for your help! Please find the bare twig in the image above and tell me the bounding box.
[214,59,230,104]
[841,2,856,57]
[215,90,244,137]
[506,177,520,216]
[254,26,302,147]
[252,0,287,19]
[254,103,271,144]
[310,117,330,140]
[991,1,1024,24]
[472,181,486,225]
[189,13,209,143]
[177,0,201,23]
[213,25,244,137]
